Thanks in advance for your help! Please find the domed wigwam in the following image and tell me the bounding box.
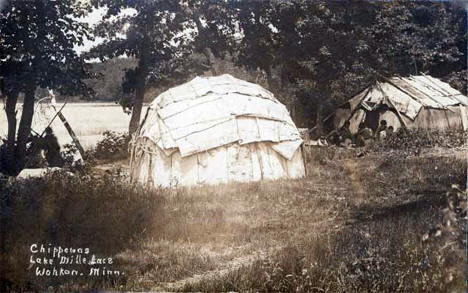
[129,74,306,188]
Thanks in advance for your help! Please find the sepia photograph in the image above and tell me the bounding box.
[0,0,467,292]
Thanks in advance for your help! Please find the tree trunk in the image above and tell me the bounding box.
[129,37,149,135]
[15,83,36,173]
[3,90,19,174]
[265,65,275,91]
[128,81,145,135]
[5,91,18,144]
[315,103,323,134]
[203,47,217,75]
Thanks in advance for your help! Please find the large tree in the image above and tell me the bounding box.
[86,0,466,132]
[233,0,277,88]
[182,0,238,75]
[89,0,189,134]
[0,0,90,175]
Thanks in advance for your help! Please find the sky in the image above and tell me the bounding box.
[74,6,137,56]
[73,6,106,55]
[73,5,205,60]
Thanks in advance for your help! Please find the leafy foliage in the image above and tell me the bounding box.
[371,129,467,151]
[91,131,130,162]
[230,1,466,127]
[88,0,190,133]
[443,69,467,95]
[0,0,90,95]
[80,1,466,129]
[83,58,137,101]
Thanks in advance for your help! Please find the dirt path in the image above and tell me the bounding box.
[153,252,269,292]
[150,217,345,291]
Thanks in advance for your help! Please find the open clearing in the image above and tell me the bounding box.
[0,103,148,149]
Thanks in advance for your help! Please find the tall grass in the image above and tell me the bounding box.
[183,206,464,292]
[0,171,163,291]
[181,155,467,292]
[1,148,466,291]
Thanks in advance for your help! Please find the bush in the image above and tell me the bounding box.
[61,143,79,167]
[370,129,467,151]
[88,131,130,162]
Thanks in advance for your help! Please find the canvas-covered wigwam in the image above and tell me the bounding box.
[130,74,306,188]
[327,75,468,134]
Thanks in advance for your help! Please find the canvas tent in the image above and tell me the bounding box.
[328,75,468,134]
[130,74,305,188]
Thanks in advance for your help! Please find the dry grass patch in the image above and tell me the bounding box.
[119,177,346,291]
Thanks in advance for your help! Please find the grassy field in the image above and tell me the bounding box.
[2,144,466,292]
[0,103,148,149]
[123,147,467,292]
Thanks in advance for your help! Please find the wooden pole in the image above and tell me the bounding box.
[40,102,67,136]
[50,104,85,159]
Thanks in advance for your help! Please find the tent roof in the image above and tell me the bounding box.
[137,74,302,160]
[346,75,468,120]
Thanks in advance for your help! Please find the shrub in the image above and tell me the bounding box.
[370,129,467,151]
[89,131,130,162]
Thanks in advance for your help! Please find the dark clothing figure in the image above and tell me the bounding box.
[327,122,353,146]
[25,135,47,168]
[358,127,373,140]
[328,129,353,145]
[356,127,374,147]
[385,126,394,139]
[326,130,341,145]
[42,128,64,167]
[0,140,10,174]
[375,120,388,140]
[339,126,353,147]
[341,127,353,141]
